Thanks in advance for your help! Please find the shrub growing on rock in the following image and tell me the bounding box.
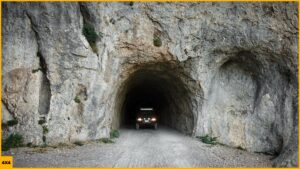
[42,126,49,134]
[153,36,162,47]
[74,96,81,103]
[6,119,18,126]
[38,119,46,125]
[110,130,120,138]
[83,22,98,44]
[196,135,218,145]
[2,133,24,151]
[82,22,99,53]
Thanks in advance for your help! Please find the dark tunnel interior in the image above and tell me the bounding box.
[122,78,170,125]
[116,63,197,134]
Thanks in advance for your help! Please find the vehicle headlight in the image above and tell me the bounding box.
[151,117,156,121]
[137,118,142,122]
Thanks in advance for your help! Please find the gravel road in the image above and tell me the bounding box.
[5,126,273,167]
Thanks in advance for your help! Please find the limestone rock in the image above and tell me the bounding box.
[2,2,298,167]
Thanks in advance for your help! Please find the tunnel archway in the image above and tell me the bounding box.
[114,62,200,135]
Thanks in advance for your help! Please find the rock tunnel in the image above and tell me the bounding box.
[1,2,297,167]
[114,62,202,135]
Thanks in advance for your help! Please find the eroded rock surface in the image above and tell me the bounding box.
[2,2,298,167]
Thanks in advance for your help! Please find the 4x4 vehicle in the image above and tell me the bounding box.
[136,108,158,130]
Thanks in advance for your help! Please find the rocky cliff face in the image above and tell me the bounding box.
[2,2,298,167]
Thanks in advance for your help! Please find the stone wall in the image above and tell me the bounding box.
[2,2,298,167]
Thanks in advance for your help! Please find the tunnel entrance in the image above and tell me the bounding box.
[115,62,198,135]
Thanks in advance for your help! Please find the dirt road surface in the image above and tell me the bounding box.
[6,126,273,167]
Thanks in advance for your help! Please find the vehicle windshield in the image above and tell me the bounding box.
[140,110,154,116]
[138,108,154,117]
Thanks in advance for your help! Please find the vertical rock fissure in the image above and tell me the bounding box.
[25,11,52,144]
[26,12,51,116]
[37,52,51,116]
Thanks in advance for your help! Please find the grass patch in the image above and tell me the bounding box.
[6,119,18,126]
[196,135,218,145]
[74,141,84,146]
[42,126,49,134]
[110,130,120,139]
[97,138,114,144]
[153,36,162,47]
[74,96,81,103]
[2,133,24,151]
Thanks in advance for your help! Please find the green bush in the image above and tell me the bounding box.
[83,22,98,44]
[74,96,81,103]
[42,126,49,134]
[82,21,99,53]
[2,133,24,151]
[6,119,18,126]
[153,36,162,47]
[110,130,120,139]
[196,135,218,145]
[38,119,46,125]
